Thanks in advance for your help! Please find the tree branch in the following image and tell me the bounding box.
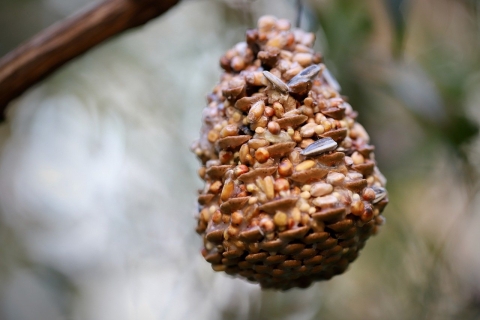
[0,0,180,117]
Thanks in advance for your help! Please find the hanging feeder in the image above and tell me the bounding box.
[0,0,389,292]
[191,15,389,290]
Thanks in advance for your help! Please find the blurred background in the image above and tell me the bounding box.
[0,0,480,319]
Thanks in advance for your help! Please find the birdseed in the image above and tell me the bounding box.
[192,15,389,290]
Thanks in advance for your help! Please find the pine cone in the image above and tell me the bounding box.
[191,16,388,290]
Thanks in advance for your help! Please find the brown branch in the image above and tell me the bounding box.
[0,0,180,118]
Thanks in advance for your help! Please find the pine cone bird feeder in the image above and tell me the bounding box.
[191,16,388,290]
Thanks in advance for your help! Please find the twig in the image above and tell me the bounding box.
[0,0,180,118]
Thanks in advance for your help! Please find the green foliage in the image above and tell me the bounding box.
[310,0,479,184]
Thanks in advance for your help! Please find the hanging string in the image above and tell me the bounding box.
[229,0,254,28]
[242,0,251,27]
[296,0,303,28]
[243,0,256,27]
[236,0,303,29]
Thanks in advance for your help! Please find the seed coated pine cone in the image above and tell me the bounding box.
[191,15,388,290]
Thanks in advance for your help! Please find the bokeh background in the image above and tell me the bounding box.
[1,0,480,319]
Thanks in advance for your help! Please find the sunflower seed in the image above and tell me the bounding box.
[263,71,289,93]
[287,65,323,96]
[300,137,337,156]
[276,115,308,129]
[371,186,387,204]
[298,64,323,79]
[320,128,348,143]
